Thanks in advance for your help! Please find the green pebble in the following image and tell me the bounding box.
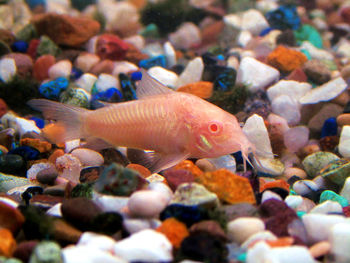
[319,190,349,207]
[0,257,23,263]
[16,23,38,42]
[59,87,90,108]
[140,23,160,38]
[37,36,61,57]
[29,241,63,263]
[294,24,323,49]
[320,159,350,186]
[321,59,338,71]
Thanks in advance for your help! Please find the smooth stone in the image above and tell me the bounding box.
[253,156,285,176]
[13,240,38,263]
[0,173,31,192]
[243,114,274,159]
[74,73,98,94]
[319,190,349,207]
[190,220,227,241]
[329,223,350,263]
[93,194,129,213]
[71,148,104,167]
[261,190,283,203]
[241,231,277,249]
[302,151,340,178]
[319,159,350,186]
[164,41,176,68]
[94,74,120,93]
[4,53,33,78]
[0,58,16,82]
[283,167,307,180]
[339,125,350,157]
[196,155,236,173]
[300,41,333,61]
[27,162,55,181]
[90,59,115,75]
[113,229,173,262]
[46,204,62,217]
[147,182,173,203]
[77,232,116,252]
[340,177,350,203]
[127,190,169,218]
[171,182,219,208]
[307,103,343,132]
[284,126,309,153]
[48,60,72,79]
[267,80,312,102]
[169,22,201,50]
[303,59,331,85]
[241,9,269,35]
[74,53,100,72]
[285,195,303,210]
[52,219,83,245]
[309,200,343,214]
[148,66,178,88]
[271,95,301,126]
[300,77,348,104]
[112,61,138,76]
[29,241,63,263]
[227,217,265,244]
[292,180,319,196]
[0,200,25,234]
[309,241,331,259]
[175,57,204,88]
[61,197,102,230]
[236,56,280,93]
[247,242,314,263]
[302,214,347,243]
[222,203,259,222]
[337,114,350,127]
[62,245,126,263]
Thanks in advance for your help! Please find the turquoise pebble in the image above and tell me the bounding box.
[237,253,247,262]
[294,24,323,48]
[39,77,69,100]
[300,49,311,60]
[297,211,306,218]
[140,23,160,38]
[319,190,349,207]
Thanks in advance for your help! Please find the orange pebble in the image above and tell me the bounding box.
[0,229,16,257]
[196,169,256,205]
[20,138,52,153]
[48,149,65,164]
[174,160,203,178]
[266,237,294,247]
[126,163,152,178]
[156,218,189,249]
[177,81,214,99]
[260,179,290,193]
[267,45,307,72]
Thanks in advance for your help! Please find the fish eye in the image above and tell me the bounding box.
[208,121,221,134]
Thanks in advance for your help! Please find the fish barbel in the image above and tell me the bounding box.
[29,70,256,173]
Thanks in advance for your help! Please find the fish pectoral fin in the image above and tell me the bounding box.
[136,69,174,99]
[127,148,190,173]
[80,137,114,151]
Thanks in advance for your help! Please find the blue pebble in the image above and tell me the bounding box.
[216,54,225,61]
[92,88,123,102]
[259,27,273,37]
[8,146,40,161]
[39,77,69,100]
[70,67,83,80]
[266,5,301,30]
[139,55,167,69]
[160,204,207,227]
[321,117,337,138]
[30,117,45,129]
[131,71,142,81]
[25,0,46,9]
[11,41,28,53]
[119,73,137,101]
[213,68,237,91]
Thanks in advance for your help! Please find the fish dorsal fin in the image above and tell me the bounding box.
[127,148,190,173]
[136,69,174,99]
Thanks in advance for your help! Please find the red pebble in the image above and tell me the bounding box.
[0,99,8,118]
[33,55,56,81]
[286,67,308,82]
[343,206,350,217]
[27,39,40,60]
[96,34,129,61]
[341,6,350,23]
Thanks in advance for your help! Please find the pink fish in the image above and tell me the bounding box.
[29,70,256,173]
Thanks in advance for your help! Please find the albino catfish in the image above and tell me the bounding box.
[29,70,257,173]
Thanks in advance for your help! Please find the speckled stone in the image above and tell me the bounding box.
[28,241,63,263]
[320,158,350,186]
[319,190,349,207]
[302,151,340,178]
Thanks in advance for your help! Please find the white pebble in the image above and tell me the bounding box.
[261,190,283,203]
[309,200,343,214]
[124,35,145,50]
[27,162,56,181]
[123,218,161,234]
[0,113,41,136]
[127,190,170,218]
[302,214,347,243]
[175,57,204,88]
[75,53,100,72]
[147,182,173,203]
[164,41,177,68]
[293,180,318,196]
[329,223,350,262]
[113,229,173,262]
[112,61,138,76]
[227,217,265,244]
[283,126,309,153]
[0,58,16,82]
[95,74,120,93]
[63,245,126,263]
[71,148,104,167]
[237,57,280,93]
[148,67,178,88]
[285,195,303,210]
[340,177,350,203]
[241,231,277,249]
[271,95,301,126]
[237,30,253,47]
[169,22,201,50]
[339,125,350,158]
[267,80,311,103]
[46,203,62,217]
[48,60,72,79]
[78,232,116,253]
[241,9,269,35]
[93,194,129,213]
[75,73,98,93]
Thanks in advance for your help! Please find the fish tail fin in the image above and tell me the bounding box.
[28,99,89,143]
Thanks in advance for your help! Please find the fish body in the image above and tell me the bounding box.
[29,71,255,172]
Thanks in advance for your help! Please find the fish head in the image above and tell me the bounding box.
[189,104,254,158]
